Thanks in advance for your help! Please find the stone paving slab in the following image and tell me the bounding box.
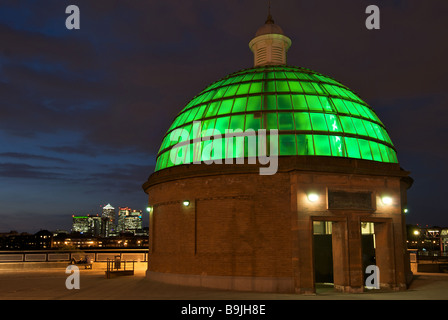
[1,267,448,301]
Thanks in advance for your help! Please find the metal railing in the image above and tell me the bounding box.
[0,249,148,263]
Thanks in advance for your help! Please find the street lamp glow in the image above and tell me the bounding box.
[381,196,393,205]
[307,193,319,202]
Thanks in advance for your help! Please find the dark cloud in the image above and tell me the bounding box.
[0,162,67,180]
[0,152,68,163]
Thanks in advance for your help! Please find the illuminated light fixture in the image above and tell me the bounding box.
[146,206,152,213]
[403,208,408,214]
[381,196,393,205]
[307,193,319,202]
[413,230,420,236]
[183,200,190,207]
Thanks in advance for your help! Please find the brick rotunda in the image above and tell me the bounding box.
[142,13,413,294]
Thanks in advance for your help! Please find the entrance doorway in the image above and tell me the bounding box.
[361,222,376,283]
[313,221,333,284]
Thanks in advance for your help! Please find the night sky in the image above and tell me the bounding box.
[0,0,447,233]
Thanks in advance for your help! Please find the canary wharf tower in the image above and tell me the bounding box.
[143,12,413,294]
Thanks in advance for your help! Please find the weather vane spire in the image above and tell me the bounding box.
[266,0,274,24]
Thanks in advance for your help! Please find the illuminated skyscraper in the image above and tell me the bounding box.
[117,207,143,234]
[72,214,102,236]
[101,203,116,237]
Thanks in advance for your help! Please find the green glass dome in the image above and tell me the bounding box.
[155,65,397,172]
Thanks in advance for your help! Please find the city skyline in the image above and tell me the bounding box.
[0,1,447,233]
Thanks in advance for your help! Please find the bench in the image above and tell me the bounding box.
[70,259,93,269]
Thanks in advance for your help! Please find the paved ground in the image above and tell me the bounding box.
[1,264,448,301]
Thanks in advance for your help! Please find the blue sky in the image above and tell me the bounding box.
[0,0,447,232]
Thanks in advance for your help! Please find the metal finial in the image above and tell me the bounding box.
[265,0,274,24]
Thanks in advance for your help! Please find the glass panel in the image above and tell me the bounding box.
[301,82,317,94]
[296,73,312,81]
[276,81,290,92]
[278,112,294,130]
[275,71,286,79]
[279,134,297,155]
[351,118,368,136]
[266,113,278,130]
[202,118,216,135]
[185,107,199,123]
[378,143,390,162]
[331,98,349,114]
[363,120,378,139]
[266,72,276,79]
[323,84,339,96]
[344,101,361,116]
[291,95,308,110]
[294,112,312,131]
[265,80,276,92]
[352,103,370,119]
[311,83,326,95]
[215,116,230,134]
[339,116,357,134]
[369,141,383,161]
[358,139,373,160]
[319,96,335,113]
[245,113,261,131]
[252,72,264,81]
[310,113,328,131]
[329,135,345,157]
[277,94,292,110]
[264,94,277,110]
[225,84,239,96]
[344,137,361,159]
[325,114,342,132]
[205,101,221,117]
[232,97,247,113]
[229,114,245,131]
[242,73,254,82]
[236,83,250,95]
[297,134,315,155]
[213,86,229,100]
[194,105,207,120]
[247,96,262,111]
[313,135,331,156]
[288,81,304,92]
[249,81,262,94]
[218,99,233,114]
[210,138,225,161]
[285,72,298,80]
[306,95,323,111]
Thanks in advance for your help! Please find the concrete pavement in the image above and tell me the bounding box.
[1,263,448,300]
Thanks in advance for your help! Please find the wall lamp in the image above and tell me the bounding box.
[381,196,393,205]
[146,206,152,213]
[182,200,190,207]
[307,193,319,202]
